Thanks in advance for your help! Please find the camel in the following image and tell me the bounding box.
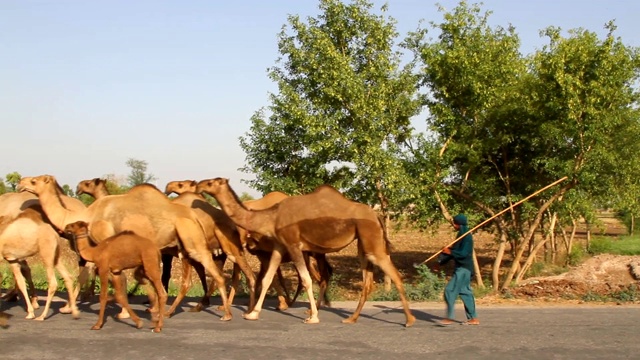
[0,191,84,314]
[163,184,256,313]
[196,178,415,326]
[63,221,167,332]
[77,178,214,314]
[18,175,233,321]
[0,208,79,320]
[165,180,332,311]
[242,191,333,310]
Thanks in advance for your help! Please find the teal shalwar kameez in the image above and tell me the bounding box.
[439,214,478,321]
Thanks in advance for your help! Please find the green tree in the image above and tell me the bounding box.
[126,158,157,187]
[5,172,21,192]
[239,0,422,219]
[407,2,640,289]
[0,181,6,195]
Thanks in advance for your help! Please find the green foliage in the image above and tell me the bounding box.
[582,284,640,303]
[5,172,21,192]
[567,244,586,266]
[239,0,423,217]
[589,236,640,255]
[126,158,157,187]
[369,265,447,301]
[0,181,6,195]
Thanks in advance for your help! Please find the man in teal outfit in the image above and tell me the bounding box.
[438,213,480,325]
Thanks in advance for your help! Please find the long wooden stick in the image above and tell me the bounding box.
[414,176,568,267]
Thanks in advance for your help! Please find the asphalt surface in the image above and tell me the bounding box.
[1,295,639,360]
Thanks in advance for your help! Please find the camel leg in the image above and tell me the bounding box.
[287,249,319,324]
[216,262,240,311]
[175,218,232,321]
[255,253,290,311]
[92,271,110,330]
[9,261,36,319]
[112,274,143,329]
[244,249,283,320]
[166,256,193,317]
[54,261,80,318]
[114,276,131,319]
[226,252,257,313]
[34,263,58,321]
[343,259,374,324]
[161,253,173,291]
[190,260,211,312]
[146,271,167,333]
[375,254,415,327]
[21,260,39,309]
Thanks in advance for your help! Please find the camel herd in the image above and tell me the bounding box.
[0,174,415,331]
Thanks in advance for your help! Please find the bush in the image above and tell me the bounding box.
[567,244,586,266]
[369,265,447,301]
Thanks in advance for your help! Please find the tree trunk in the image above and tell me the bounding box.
[491,232,508,291]
[515,212,557,283]
[472,250,484,288]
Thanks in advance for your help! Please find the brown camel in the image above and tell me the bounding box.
[164,184,257,314]
[0,191,84,315]
[18,175,233,321]
[242,191,333,310]
[0,209,79,320]
[196,178,415,326]
[63,221,168,332]
[165,180,331,311]
[77,178,227,315]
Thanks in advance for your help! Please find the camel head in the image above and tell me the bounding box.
[195,178,228,197]
[76,178,106,196]
[165,180,197,195]
[17,175,58,195]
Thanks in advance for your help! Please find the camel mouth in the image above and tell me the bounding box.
[17,186,33,194]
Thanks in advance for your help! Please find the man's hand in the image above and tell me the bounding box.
[441,247,451,255]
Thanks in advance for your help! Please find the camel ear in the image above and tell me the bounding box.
[43,175,52,184]
[93,178,101,185]
[190,180,197,187]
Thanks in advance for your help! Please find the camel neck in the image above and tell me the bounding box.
[73,233,96,262]
[38,187,85,229]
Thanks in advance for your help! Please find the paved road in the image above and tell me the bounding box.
[1,295,639,360]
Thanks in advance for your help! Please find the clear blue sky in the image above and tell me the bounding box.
[1,0,638,197]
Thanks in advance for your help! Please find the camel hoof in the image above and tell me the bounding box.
[34,316,46,321]
[31,298,40,310]
[341,317,357,324]
[216,305,225,311]
[405,315,416,328]
[59,305,72,314]
[135,321,144,329]
[303,316,319,324]
[189,304,204,313]
[152,328,162,333]
[91,324,102,330]
[242,311,259,321]
[72,310,80,319]
[116,311,131,320]
[220,314,232,321]
[25,313,35,320]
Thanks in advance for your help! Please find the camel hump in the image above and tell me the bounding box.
[128,183,163,194]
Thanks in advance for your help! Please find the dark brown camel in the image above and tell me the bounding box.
[63,221,168,332]
[196,178,415,326]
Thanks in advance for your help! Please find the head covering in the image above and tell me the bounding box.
[453,213,469,235]
[453,214,468,226]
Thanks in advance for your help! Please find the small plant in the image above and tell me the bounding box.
[369,265,447,301]
[567,244,586,266]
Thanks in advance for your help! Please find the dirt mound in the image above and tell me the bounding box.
[510,254,640,300]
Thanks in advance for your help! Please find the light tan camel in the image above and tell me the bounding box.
[242,191,333,311]
[163,184,256,314]
[196,178,415,326]
[63,221,168,332]
[0,191,84,314]
[0,208,79,320]
[76,178,214,314]
[18,175,233,321]
[76,178,110,199]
